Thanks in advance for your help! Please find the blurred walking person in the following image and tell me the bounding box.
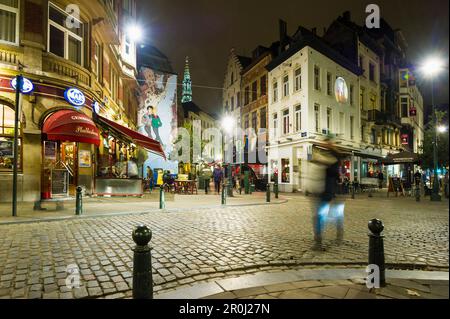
[311,140,345,251]
[213,165,223,195]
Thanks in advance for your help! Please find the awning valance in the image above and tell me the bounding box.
[380,151,419,165]
[96,115,165,159]
[42,110,100,145]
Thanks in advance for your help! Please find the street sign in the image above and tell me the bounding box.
[10,77,34,94]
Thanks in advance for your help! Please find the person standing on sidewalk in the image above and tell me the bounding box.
[213,165,223,195]
[377,171,384,189]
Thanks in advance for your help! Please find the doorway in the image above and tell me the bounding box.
[61,142,77,196]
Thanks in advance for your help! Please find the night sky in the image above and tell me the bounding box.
[139,0,449,118]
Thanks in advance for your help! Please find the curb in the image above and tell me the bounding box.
[0,198,289,225]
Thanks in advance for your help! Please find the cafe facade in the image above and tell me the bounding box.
[0,0,164,203]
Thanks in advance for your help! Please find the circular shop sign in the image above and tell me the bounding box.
[10,77,34,94]
[65,87,86,107]
[334,77,348,104]
[92,101,101,114]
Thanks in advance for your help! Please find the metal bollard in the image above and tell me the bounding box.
[274,181,279,199]
[266,184,271,202]
[75,186,83,215]
[368,219,386,287]
[159,185,165,209]
[132,225,153,299]
[415,185,420,202]
[221,182,227,205]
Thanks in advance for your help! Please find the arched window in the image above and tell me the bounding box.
[0,103,22,171]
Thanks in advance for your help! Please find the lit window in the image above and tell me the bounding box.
[0,0,19,45]
[0,103,22,171]
[48,2,84,65]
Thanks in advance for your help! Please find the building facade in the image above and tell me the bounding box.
[267,27,361,193]
[0,0,163,203]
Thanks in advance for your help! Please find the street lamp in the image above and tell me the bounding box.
[437,125,448,133]
[420,56,445,201]
[221,115,235,197]
[126,24,144,42]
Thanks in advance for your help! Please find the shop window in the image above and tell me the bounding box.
[0,0,19,45]
[0,103,21,171]
[48,2,84,65]
[281,158,290,183]
[97,134,136,179]
[270,160,278,182]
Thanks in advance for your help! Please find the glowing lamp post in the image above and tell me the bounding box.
[420,56,445,202]
[221,115,235,197]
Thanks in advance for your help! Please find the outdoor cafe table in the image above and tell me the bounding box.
[174,180,197,194]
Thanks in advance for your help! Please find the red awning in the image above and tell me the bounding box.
[96,115,166,159]
[43,110,100,145]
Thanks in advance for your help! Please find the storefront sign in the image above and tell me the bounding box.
[79,150,92,168]
[92,101,101,114]
[409,107,417,116]
[10,77,34,94]
[401,134,409,145]
[44,141,57,160]
[64,87,86,107]
[335,77,348,104]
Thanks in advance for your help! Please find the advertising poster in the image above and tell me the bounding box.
[78,150,92,168]
[44,141,57,160]
[138,67,178,176]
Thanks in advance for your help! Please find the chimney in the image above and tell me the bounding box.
[343,11,351,21]
[279,19,288,52]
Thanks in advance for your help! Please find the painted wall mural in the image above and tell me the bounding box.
[138,67,178,175]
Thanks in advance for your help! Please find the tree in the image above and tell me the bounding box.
[419,110,449,170]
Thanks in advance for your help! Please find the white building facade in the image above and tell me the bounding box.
[267,44,360,193]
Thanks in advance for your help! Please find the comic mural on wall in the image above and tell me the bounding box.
[138,68,178,176]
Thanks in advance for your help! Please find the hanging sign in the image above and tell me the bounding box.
[10,77,34,94]
[92,101,101,114]
[64,87,86,107]
[401,134,409,145]
[409,106,417,117]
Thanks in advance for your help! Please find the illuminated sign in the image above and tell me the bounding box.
[401,134,409,145]
[92,101,100,114]
[409,106,417,117]
[334,77,348,104]
[64,87,86,107]
[10,77,34,94]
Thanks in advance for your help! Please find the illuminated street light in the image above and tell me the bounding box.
[437,125,448,133]
[420,56,445,78]
[221,115,235,134]
[420,55,446,201]
[126,24,144,42]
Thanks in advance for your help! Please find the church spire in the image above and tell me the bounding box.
[182,56,193,103]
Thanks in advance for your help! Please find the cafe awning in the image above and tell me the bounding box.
[96,115,166,159]
[42,110,100,145]
[380,151,420,165]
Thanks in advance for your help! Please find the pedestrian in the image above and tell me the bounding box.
[311,140,345,251]
[414,170,422,187]
[377,170,384,189]
[213,165,223,195]
[444,171,449,199]
[146,166,153,192]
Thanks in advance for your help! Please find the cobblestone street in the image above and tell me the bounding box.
[0,195,448,299]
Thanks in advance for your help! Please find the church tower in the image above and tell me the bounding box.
[181,56,193,103]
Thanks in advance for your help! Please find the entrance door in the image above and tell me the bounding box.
[61,142,77,196]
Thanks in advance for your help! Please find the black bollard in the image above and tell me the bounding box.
[274,181,279,199]
[351,182,355,199]
[221,182,227,205]
[266,184,271,203]
[132,225,153,299]
[159,185,165,209]
[75,186,83,215]
[368,219,386,287]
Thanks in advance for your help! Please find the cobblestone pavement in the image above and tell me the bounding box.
[0,195,448,299]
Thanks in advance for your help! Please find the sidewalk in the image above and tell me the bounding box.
[0,191,287,224]
[154,268,449,300]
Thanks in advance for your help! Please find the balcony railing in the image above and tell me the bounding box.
[0,46,23,67]
[42,53,91,87]
[368,110,402,127]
